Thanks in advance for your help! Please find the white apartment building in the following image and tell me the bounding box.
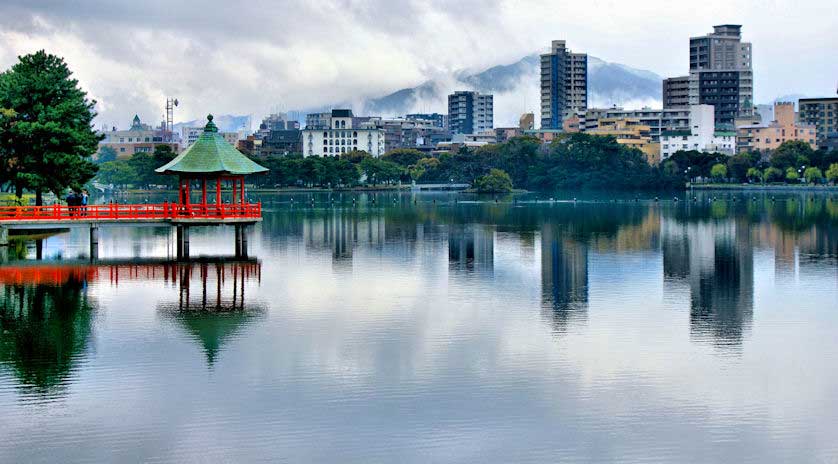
[660,105,735,159]
[301,109,386,157]
[181,126,240,148]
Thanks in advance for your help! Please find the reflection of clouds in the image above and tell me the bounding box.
[2,199,838,461]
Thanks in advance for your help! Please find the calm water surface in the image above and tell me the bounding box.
[1,191,836,463]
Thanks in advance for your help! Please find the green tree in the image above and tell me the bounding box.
[785,167,799,183]
[0,50,101,204]
[771,140,813,170]
[381,148,427,166]
[726,153,754,182]
[763,167,783,183]
[340,150,371,164]
[96,146,117,164]
[474,168,513,193]
[360,157,403,185]
[96,161,137,187]
[746,167,762,183]
[127,152,161,188]
[826,163,838,184]
[803,166,823,184]
[710,163,728,181]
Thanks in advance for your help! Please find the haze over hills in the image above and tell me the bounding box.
[291,54,665,128]
[201,56,815,131]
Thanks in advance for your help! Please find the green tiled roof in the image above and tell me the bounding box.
[156,115,268,176]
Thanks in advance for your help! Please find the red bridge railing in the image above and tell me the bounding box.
[0,202,262,222]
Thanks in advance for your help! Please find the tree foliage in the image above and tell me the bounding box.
[710,163,728,181]
[96,146,117,164]
[474,168,513,193]
[0,50,101,204]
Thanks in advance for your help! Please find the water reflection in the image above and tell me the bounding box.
[662,217,754,349]
[157,260,265,366]
[0,192,836,462]
[0,271,95,398]
[540,223,588,331]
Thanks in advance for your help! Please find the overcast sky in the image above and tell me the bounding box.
[1,0,835,129]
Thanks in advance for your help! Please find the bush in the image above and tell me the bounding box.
[474,169,513,193]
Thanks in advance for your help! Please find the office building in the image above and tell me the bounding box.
[540,40,587,129]
[663,76,690,109]
[660,104,735,159]
[736,102,817,153]
[301,109,385,157]
[798,97,838,145]
[686,25,754,127]
[448,91,493,135]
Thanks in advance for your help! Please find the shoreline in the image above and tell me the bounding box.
[687,183,838,192]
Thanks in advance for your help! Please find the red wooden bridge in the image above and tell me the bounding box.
[0,202,262,224]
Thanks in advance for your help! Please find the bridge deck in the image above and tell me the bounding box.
[0,203,262,228]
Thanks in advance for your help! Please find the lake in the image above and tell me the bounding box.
[1,191,837,463]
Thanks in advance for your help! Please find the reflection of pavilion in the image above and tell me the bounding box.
[661,218,754,349]
[540,223,588,331]
[155,259,266,366]
[448,224,494,273]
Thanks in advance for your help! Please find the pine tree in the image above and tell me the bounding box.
[0,50,101,205]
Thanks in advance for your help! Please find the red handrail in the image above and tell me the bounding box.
[0,202,262,222]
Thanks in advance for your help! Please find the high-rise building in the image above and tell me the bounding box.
[798,97,838,145]
[540,40,587,130]
[686,25,754,127]
[663,76,690,109]
[447,91,493,135]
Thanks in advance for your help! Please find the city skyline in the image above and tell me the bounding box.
[1,0,836,128]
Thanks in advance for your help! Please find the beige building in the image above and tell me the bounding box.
[99,115,178,159]
[589,118,661,164]
[736,102,817,153]
[519,113,535,130]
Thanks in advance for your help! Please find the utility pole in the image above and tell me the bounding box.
[165,97,179,142]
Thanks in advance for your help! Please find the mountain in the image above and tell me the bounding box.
[358,54,664,124]
[173,114,251,133]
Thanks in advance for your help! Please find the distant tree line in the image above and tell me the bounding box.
[662,140,838,185]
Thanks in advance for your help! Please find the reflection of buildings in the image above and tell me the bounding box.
[540,223,588,331]
[0,276,95,396]
[661,218,754,349]
[448,224,494,274]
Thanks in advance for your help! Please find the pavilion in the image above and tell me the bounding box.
[156,114,268,212]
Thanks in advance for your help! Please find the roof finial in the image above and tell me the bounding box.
[204,114,218,133]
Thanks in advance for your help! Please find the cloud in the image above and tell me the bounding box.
[1,0,836,129]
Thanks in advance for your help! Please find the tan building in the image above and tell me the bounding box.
[588,118,661,164]
[736,102,817,153]
[519,113,535,130]
[99,115,178,159]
